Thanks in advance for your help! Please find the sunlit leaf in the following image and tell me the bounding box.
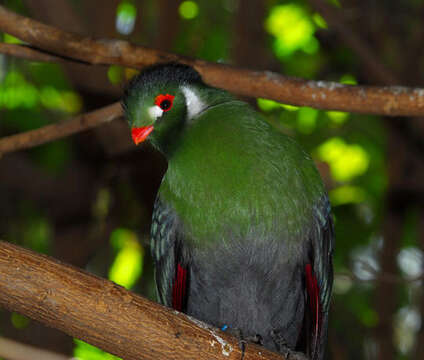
[265,4,318,58]
[179,1,199,20]
[330,185,366,206]
[4,33,23,44]
[74,339,121,360]
[257,98,299,112]
[312,13,327,29]
[326,111,349,125]
[60,91,82,113]
[317,137,370,182]
[257,98,281,111]
[109,228,144,289]
[11,313,30,329]
[340,74,357,85]
[297,107,318,134]
[0,71,81,113]
[108,65,124,84]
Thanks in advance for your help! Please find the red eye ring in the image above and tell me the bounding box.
[155,94,175,112]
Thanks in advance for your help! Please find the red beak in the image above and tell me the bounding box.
[131,126,154,145]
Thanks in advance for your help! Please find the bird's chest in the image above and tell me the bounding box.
[159,163,287,248]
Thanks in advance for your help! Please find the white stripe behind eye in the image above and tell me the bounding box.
[148,105,164,121]
[181,86,206,120]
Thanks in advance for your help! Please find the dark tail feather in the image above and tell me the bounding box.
[305,264,322,360]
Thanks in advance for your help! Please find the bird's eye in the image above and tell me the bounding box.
[155,94,175,112]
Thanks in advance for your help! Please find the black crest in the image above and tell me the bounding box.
[122,63,203,114]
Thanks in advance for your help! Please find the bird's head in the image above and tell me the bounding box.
[122,63,210,156]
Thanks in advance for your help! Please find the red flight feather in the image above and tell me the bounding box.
[305,263,321,358]
[172,263,187,311]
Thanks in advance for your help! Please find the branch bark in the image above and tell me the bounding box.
[0,102,122,155]
[0,43,63,63]
[1,6,424,116]
[0,241,283,360]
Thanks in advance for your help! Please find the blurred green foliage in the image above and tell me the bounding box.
[109,228,144,289]
[74,340,121,360]
[10,313,30,330]
[179,1,199,20]
[266,3,319,58]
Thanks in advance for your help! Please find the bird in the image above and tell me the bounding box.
[122,63,334,360]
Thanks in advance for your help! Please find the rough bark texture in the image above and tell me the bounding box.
[1,6,424,116]
[0,241,284,360]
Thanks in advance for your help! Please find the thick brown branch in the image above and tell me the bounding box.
[0,241,283,360]
[0,102,122,155]
[1,6,424,116]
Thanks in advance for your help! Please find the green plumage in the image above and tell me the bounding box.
[123,63,333,360]
[159,100,324,245]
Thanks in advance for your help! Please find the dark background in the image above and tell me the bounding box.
[0,0,423,359]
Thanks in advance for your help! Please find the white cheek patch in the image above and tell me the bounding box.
[181,86,206,120]
[148,105,164,121]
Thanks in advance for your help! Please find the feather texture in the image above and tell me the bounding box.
[305,263,320,358]
[172,263,188,311]
[123,63,334,360]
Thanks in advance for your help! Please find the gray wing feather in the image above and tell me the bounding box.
[151,196,180,306]
[311,195,334,360]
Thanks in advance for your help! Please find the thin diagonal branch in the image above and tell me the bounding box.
[1,6,424,117]
[0,240,282,360]
[0,42,63,63]
[0,102,122,155]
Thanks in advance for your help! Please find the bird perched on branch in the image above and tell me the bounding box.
[122,63,333,360]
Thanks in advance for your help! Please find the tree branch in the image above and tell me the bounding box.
[0,42,63,63]
[0,241,283,360]
[0,102,122,155]
[1,6,424,116]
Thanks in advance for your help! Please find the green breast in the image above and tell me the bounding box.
[158,102,324,245]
